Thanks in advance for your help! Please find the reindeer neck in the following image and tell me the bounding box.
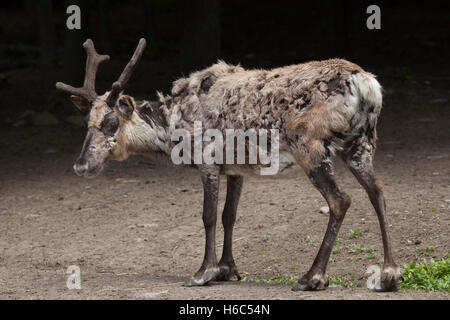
[121,99,172,158]
[136,99,169,130]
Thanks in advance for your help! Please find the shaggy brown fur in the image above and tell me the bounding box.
[57,39,401,292]
[155,59,379,174]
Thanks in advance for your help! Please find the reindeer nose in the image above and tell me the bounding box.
[73,161,89,176]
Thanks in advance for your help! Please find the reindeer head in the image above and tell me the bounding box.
[56,38,146,177]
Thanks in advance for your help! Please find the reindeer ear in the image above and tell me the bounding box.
[116,95,135,118]
[70,95,91,114]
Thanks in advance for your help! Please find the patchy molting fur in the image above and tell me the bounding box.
[142,59,383,176]
[112,98,171,163]
[67,56,400,292]
[83,60,383,179]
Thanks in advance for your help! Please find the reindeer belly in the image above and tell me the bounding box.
[221,152,302,178]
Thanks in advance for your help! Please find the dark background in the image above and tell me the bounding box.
[0,0,448,119]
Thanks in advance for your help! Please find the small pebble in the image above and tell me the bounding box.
[320,206,330,214]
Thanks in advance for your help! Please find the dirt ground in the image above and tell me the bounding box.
[0,65,449,300]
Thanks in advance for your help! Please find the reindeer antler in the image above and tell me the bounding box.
[106,38,147,108]
[56,39,110,102]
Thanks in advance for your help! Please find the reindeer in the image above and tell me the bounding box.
[56,38,401,291]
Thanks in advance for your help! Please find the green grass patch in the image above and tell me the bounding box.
[399,258,450,292]
[303,235,313,244]
[349,244,374,254]
[329,273,358,288]
[332,246,343,254]
[270,256,281,262]
[263,275,297,285]
[364,252,378,260]
[349,229,363,238]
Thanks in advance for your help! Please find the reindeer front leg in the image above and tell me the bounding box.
[184,165,221,286]
[217,175,243,281]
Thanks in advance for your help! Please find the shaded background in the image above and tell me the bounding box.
[0,0,448,121]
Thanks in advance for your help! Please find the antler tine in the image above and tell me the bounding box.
[55,39,110,102]
[82,39,110,100]
[106,38,147,108]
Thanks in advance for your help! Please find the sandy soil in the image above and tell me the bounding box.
[0,67,449,300]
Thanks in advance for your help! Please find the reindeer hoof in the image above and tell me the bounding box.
[183,267,221,287]
[217,261,242,281]
[375,264,402,292]
[292,273,329,291]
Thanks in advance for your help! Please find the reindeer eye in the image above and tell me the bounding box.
[100,112,119,137]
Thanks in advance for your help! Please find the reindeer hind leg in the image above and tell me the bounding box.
[292,155,351,291]
[344,135,401,291]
